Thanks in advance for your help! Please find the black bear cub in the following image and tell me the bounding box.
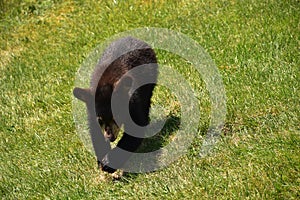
[73,37,158,173]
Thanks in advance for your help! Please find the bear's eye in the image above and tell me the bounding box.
[97,117,104,126]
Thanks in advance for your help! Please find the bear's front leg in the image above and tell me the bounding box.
[99,133,144,173]
[98,153,116,174]
[99,146,130,174]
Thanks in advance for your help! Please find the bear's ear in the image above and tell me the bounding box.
[73,87,92,103]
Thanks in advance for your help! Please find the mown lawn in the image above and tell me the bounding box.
[0,0,299,199]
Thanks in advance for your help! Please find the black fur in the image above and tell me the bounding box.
[74,37,158,173]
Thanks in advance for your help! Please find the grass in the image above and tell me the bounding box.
[0,0,299,199]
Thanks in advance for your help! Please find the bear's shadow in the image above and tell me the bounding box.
[138,114,180,152]
[117,114,181,182]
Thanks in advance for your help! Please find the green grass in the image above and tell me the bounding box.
[1,0,299,199]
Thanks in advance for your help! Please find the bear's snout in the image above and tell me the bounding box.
[104,127,116,142]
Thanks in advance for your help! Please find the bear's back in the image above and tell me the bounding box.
[91,37,157,90]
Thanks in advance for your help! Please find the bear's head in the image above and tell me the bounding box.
[73,75,133,142]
